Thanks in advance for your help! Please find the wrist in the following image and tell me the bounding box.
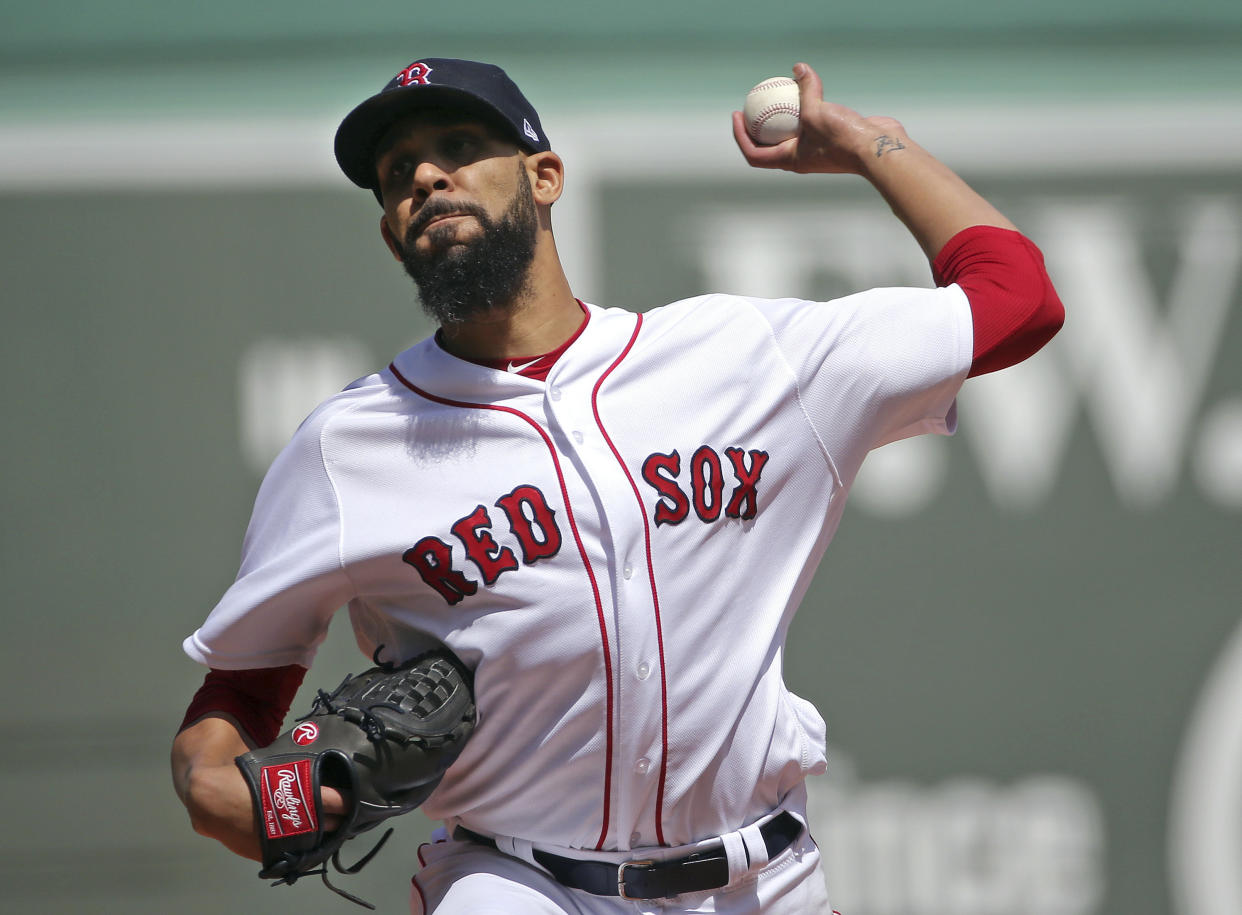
[854,126,916,180]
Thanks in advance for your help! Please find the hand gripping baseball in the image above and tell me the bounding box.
[235,645,476,908]
[732,62,912,176]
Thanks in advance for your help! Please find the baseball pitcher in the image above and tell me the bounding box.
[171,57,1063,913]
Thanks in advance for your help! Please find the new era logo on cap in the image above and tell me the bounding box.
[523,119,539,144]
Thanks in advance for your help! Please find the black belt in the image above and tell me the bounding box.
[453,811,802,900]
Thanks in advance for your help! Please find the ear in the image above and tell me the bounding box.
[525,151,565,207]
[379,214,404,263]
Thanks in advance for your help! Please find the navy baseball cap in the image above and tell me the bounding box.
[334,58,551,193]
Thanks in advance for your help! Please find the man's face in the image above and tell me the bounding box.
[375,114,540,326]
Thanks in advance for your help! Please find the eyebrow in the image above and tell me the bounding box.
[374,116,500,164]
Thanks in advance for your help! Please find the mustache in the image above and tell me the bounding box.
[406,199,490,241]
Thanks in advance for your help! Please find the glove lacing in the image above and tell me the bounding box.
[268,830,395,909]
[281,646,408,909]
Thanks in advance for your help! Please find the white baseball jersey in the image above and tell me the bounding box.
[184,287,972,853]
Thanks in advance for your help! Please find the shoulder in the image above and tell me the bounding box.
[635,293,848,352]
[631,293,795,332]
[294,367,410,436]
[283,378,366,448]
[644,292,763,317]
[260,367,411,486]
[708,286,968,337]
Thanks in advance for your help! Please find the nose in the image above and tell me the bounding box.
[412,159,452,203]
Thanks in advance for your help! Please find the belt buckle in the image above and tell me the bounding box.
[617,859,655,900]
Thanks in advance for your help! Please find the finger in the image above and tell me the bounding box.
[730,110,752,153]
[732,111,769,162]
[321,785,349,815]
[732,110,795,169]
[321,786,349,832]
[792,61,823,109]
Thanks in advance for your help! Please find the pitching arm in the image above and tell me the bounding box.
[732,61,1017,257]
[733,62,1062,374]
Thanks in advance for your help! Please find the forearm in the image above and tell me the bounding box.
[733,66,1061,376]
[171,665,306,860]
[171,713,264,860]
[733,62,1019,258]
[857,130,1017,260]
[172,668,348,861]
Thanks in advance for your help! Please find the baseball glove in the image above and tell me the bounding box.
[235,645,476,908]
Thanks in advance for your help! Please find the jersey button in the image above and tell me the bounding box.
[571,430,584,444]
[635,757,651,775]
[636,661,651,680]
[630,831,642,847]
[549,386,562,401]
[622,563,633,580]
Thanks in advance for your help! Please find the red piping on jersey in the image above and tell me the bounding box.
[388,362,617,851]
[588,314,672,848]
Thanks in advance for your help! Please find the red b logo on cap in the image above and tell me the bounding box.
[292,722,319,746]
[396,62,432,87]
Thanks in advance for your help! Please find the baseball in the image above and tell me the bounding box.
[744,77,800,145]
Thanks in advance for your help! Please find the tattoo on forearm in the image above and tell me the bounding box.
[874,135,906,158]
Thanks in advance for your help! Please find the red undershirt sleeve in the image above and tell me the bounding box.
[932,225,1065,377]
[177,665,307,747]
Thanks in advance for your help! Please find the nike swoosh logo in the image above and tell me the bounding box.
[506,358,541,374]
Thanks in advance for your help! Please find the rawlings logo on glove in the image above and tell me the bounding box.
[236,645,476,908]
[260,760,318,836]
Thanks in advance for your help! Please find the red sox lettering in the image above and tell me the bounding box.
[642,446,769,525]
[403,483,562,604]
[405,447,769,605]
[495,484,563,563]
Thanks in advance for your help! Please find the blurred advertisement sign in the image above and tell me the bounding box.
[683,196,1241,516]
[808,750,1104,915]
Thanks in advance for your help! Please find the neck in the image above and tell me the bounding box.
[436,240,581,362]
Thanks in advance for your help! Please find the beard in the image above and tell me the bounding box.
[396,165,539,327]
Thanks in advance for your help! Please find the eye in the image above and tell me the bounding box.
[441,133,479,164]
[386,156,414,181]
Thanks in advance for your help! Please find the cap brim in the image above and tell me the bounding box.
[334,86,525,190]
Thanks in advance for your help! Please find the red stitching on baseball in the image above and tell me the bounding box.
[753,78,796,92]
[755,103,799,130]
